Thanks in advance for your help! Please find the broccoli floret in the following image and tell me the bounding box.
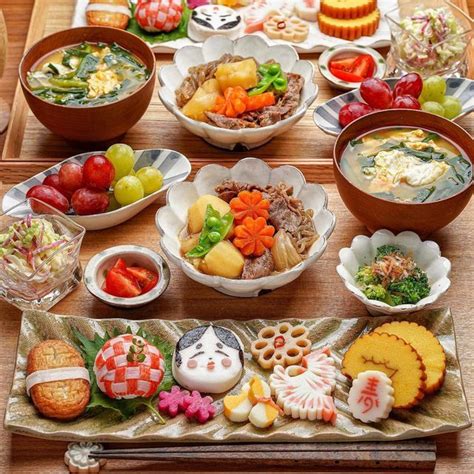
[387,269,430,304]
[363,284,388,302]
[355,265,379,286]
[375,245,402,259]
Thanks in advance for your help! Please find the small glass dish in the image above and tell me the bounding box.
[385,0,472,77]
[0,198,85,311]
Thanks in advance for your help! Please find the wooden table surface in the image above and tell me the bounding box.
[0,1,473,472]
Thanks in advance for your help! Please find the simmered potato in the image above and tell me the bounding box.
[182,79,222,121]
[180,234,200,255]
[188,195,231,234]
[215,59,258,91]
[201,241,244,279]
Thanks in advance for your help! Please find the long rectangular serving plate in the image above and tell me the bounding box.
[72,0,396,54]
[4,308,471,442]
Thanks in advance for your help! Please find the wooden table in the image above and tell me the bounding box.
[0,1,473,472]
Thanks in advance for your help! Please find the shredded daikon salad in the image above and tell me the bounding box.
[399,7,467,72]
[0,215,71,278]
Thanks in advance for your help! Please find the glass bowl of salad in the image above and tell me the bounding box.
[385,0,472,77]
[0,198,85,311]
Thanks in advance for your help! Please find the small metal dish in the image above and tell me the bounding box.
[84,245,170,308]
[318,44,387,91]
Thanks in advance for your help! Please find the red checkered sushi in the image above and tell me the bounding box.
[93,334,165,399]
[134,0,183,33]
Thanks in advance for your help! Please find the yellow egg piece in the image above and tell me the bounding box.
[248,401,279,429]
[248,375,271,405]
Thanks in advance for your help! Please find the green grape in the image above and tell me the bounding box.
[420,76,446,102]
[422,101,445,117]
[440,96,462,119]
[114,176,144,206]
[136,166,163,194]
[105,144,135,181]
[106,194,121,212]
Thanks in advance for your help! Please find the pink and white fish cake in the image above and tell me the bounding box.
[243,0,294,33]
[347,370,394,423]
[93,334,165,399]
[134,0,183,33]
[269,347,337,424]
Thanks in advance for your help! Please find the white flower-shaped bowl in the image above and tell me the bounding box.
[156,158,336,297]
[158,35,318,150]
[337,229,451,316]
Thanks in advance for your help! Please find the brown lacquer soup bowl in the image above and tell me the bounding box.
[19,27,156,142]
[333,110,473,236]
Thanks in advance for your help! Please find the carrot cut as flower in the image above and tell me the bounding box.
[230,190,270,223]
[233,216,275,257]
[213,86,248,118]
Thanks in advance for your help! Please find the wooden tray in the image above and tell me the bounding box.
[5,308,471,443]
[1,0,472,184]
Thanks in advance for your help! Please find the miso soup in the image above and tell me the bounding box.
[340,127,472,203]
[27,42,149,106]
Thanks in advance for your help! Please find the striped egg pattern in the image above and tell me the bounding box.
[93,334,165,399]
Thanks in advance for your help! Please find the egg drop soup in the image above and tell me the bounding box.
[340,128,472,203]
[27,42,149,106]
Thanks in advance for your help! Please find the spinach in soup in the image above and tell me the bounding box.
[27,42,149,106]
[341,128,472,203]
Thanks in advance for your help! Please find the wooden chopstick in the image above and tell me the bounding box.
[88,440,437,470]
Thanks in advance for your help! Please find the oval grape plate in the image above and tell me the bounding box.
[2,149,192,231]
[313,77,474,136]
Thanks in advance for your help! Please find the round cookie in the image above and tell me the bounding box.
[27,340,90,420]
[172,325,244,394]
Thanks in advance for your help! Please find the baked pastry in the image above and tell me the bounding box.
[320,0,377,19]
[374,321,446,394]
[94,334,165,399]
[264,15,310,43]
[347,370,394,423]
[172,324,244,393]
[134,0,183,33]
[188,5,243,42]
[251,322,311,369]
[86,0,131,30]
[318,9,380,40]
[27,340,90,420]
[342,332,426,409]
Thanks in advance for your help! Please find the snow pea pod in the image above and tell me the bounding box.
[248,63,288,96]
[186,205,234,258]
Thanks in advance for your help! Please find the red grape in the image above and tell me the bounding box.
[26,185,69,214]
[42,173,71,199]
[339,102,374,127]
[360,78,393,109]
[392,95,421,110]
[82,154,115,191]
[59,163,83,193]
[393,73,423,99]
[71,188,109,215]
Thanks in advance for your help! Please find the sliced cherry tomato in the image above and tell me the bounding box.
[350,55,376,79]
[329,67,364,83]
[104,268,141,298]
[329,56,358,72]
[126,267,159,294]
[112,258,127,271]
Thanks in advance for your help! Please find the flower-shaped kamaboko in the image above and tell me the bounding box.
[93,334,165,399]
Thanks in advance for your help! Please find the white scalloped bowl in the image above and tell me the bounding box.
[156,158,336,297]
[158,35,318,150]
[337,230,451,316]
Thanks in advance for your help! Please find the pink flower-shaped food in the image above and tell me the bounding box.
[158,385,189,417]
[182,390,216,424]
